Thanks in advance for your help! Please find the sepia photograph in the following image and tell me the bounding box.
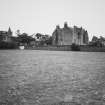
[0,0,105,105]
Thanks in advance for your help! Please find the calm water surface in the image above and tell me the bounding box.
[0,50,105,105]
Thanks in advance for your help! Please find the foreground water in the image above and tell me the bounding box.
[0,50,105,105]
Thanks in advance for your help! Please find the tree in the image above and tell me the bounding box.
[45,36,52,45]
[17,33,35,46]
[71,43,80,51]
[35,33,42,40]
[92,36,98,42]
[35,33,52,46]
[15,30,21,36]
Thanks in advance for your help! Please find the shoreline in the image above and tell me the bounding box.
[26,46,105,52]
[0,45,105,52]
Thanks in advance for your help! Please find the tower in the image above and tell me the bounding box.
[8,27,12,36]
[64,22,68,29]
[6,27,12,42]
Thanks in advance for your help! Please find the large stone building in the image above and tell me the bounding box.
[52,22,89,45]
[0,27,12,42]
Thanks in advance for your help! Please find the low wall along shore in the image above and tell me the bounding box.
[27,45,105,52]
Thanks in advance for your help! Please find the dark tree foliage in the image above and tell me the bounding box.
[17,33,35,45]
[35,33,52,46]
[92,36,98,42]
[71,43,80,51]
[89,41,103,47]
[0,35,3,42]
[0,41,18,49]
[35,33,42,39]
[46,36,52,45]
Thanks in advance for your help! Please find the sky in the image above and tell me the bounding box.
[0,0,105,40]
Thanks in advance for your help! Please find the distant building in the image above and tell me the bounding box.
[99,36,105,46]
[52,22,89,45]
[0,27,12,42]
[90,36,105,47]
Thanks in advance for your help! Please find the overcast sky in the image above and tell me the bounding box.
[0,0,105,40]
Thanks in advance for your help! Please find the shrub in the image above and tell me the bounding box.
[0,41,18,49]
[71,43,80,51]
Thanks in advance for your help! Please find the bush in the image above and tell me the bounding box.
[0,41,18,49]
[71,43,80,51]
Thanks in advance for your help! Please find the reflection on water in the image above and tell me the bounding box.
[0,50,105,105]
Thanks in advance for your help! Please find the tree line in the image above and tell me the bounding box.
[0,30,53,49]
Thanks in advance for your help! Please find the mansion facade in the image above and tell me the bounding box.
[52,22,89,45]
[0,27,12,42]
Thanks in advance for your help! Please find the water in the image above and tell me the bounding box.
[0,50,105,105]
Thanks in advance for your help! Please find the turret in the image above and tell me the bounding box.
[8,27,12,36]
[56,25,60,30]
[64,22,68,29]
